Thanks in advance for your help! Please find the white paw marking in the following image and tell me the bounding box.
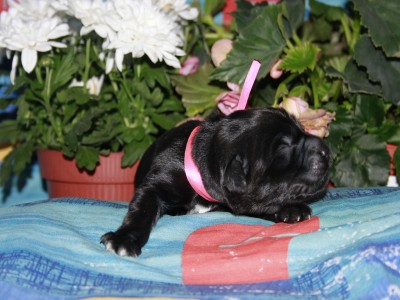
[189,204,213,214]
[117,248,128,257]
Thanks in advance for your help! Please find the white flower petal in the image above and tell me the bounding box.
[21,47,37,73]
[115,49,124,72]
[80,26,93,36]
[48,41,67,48]
[69,78,84,88]
[10,53,19,85]
[105,53,114,74]
[179,7,199,20]
[35,43,52,52]
[47,24,70,40]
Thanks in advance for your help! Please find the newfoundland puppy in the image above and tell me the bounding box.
[101,108,331,257]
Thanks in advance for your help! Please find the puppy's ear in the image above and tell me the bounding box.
[222,154,248,195]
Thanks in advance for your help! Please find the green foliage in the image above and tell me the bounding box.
[352,0,400,58]
[280,42,320,73]
[172,64,224,116]
[0,37,185,185]
[211,4,286,84]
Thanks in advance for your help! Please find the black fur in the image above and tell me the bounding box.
[101,108,331,256]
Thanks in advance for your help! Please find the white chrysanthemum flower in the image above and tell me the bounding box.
[0,5,70,75]
[8,0,59,21]
[108,0,186,70]
[69,0,119,47]
[49,0,70,12]
[155,0,199,21]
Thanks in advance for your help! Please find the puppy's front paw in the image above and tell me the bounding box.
[275,204,312,223]
[100,230,142,257]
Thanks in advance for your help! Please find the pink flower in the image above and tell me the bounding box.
[179,56,200,76]
[216,82,240,115]
[280,97,335,138]
[270,59,283,79]
[211,39,233,67]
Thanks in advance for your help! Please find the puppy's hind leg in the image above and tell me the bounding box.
[101,189,161,257]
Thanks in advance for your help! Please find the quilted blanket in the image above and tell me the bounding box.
[1,187,400,299]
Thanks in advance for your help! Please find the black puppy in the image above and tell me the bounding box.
[101,108,331,257]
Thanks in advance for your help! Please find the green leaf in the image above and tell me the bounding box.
[332,134,390,187]
[72,113,94,137]
[324,107,353,159]
[122,135,153,167]
[354,36,400,105]
[0,120,19,145]
[211,5,285,83]
[75,146,99,171]
[340,60,382,95]
[288,85,311,99]
[120,127,145,144]
[62,130,78,155]
[352,0,400,58]
[375,120,400,144]
[117,87,133,122]
[58,87,90,105]
[156,97,184,113]
[142,65,170,90]
[309,0,346,21]
[150,112,184,130]
[172,64,224,116]
[280,42,320,73]
[283,0,305,33]
[13,142,34,175]
[51,52,80,95]
[0,150,13,186]
[232,0,256,30]
[354,94,385,129]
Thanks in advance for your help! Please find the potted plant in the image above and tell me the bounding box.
[173,0,400,187]
[0,0,199,200]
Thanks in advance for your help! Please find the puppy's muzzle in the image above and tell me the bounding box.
[304,136,331,176]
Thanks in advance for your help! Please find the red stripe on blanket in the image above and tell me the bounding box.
[182,217,320,284]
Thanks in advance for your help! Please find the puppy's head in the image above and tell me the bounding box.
[207,108,331,216]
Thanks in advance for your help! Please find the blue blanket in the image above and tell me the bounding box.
[1,187,400,299]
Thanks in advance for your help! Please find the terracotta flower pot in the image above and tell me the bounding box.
[37,149,138,202]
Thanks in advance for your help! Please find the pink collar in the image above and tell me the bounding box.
[184,60,261,202]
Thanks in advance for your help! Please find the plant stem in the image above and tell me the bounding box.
[292,31,302,46]
[273,73,296,107]
[83,37,91,88]
[35,66,43,85]
[109,72,119,94]
[340,15,353,52]
[310,72,320,108]
[43,66,63,144]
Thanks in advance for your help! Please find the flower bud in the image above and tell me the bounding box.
[179,56,199,76]
[211,39,233,67]
[270,59,283,79]
[279,96,308,118]
[39,57,54,68]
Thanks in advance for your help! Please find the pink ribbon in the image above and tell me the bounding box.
[236,60,261,110]
[184,60,261,202]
